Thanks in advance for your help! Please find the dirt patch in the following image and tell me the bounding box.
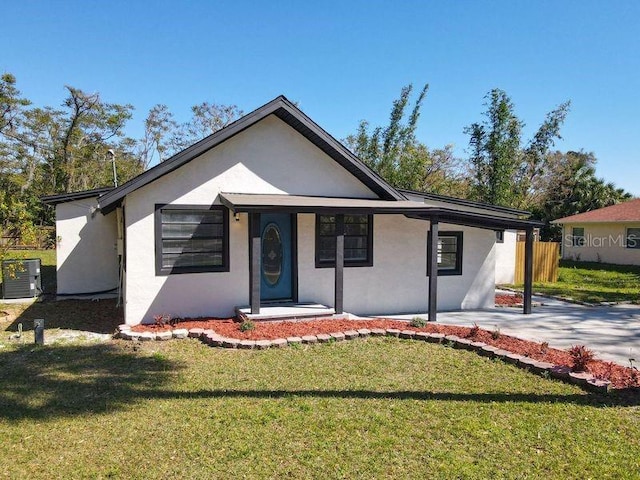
[1,299,123,334]
[132,317,640,390]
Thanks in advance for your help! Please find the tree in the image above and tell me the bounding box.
[0,74,37,247]
[137,104,177,168]
[533,151,632,240]
[346,84,429,187]
[345,84,469,196]
[176,101,242,150]
[464,88,570,209]
[0,77,146,226]
[138,101,243,165]
[0,73,30,135]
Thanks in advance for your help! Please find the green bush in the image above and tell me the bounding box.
[240,320,255,332]
[410,317,427,328]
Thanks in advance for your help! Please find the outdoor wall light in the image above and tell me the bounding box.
[234,213,240,222]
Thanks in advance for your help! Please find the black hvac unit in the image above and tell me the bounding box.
[1,258,42,299]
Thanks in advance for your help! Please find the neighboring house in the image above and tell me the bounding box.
[43,96,541,325]
[552,198,640,265]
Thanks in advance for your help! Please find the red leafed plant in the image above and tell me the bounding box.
[153,314,172,327]
[568,345,595,372]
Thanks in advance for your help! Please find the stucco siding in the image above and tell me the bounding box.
[495,230,517,284]
[126,209,496,324]
[124,115,378,324]
[56,198,119,294]
[297,215,495,316]
[561,222,640,265]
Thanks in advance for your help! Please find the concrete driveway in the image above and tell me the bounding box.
[386,296,640,365]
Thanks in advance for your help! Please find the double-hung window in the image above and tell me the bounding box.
[315,214,373,267]
[155,205,229,275]
[427,231,463,276]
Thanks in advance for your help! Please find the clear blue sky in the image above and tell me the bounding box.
[2,1,639,195]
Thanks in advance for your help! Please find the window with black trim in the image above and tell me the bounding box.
[427,231,463,276]
[572,227,585,247]
[155,204,229,275]
[315,214,373,267]
[626,228,640,249]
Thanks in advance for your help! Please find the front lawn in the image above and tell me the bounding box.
[1,337,639,478]
[512,260,640,304]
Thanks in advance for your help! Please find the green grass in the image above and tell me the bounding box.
[0,337,639,479]
[510,260,640,304]
[1,250,639,477]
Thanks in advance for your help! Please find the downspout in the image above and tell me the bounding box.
[116,206,124,307]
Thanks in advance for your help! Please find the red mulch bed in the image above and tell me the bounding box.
[495,293,523,306]
[131,317,640,390]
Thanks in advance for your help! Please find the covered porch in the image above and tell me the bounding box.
[220,193,543,322]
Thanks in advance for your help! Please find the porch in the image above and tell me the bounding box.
[220,193,542,322]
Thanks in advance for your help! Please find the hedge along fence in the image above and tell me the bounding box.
[0,226,55,250]
[515,241,559,283]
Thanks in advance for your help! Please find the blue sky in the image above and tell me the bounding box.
[2,1,639,195]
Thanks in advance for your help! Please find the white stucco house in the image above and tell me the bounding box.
[43,96,540,325]
[552,198,640,265]
[494,230,518,284]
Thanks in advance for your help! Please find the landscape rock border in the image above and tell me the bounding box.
[116,324,611,394]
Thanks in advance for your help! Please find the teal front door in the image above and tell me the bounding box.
[260,213,293,301]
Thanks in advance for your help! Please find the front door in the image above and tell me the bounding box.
[260,213,293,301]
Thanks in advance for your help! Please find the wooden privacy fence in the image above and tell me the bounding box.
[514,241,559,284]
[0,226,55,250]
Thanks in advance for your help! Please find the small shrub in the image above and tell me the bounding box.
[240,320,255,332]
[490,326,501,340]
[569,345,595,372]
[540,341,549,354]
[153,314,171,327]
[410,317,427,328]
[467,323,480,338]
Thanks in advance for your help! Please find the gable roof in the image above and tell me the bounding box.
[98,95,404,214]
[552,198,640,224]
[41,187,114,206]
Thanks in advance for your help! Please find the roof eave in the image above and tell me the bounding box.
[41,187,114,206]
[552,218,640,224]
